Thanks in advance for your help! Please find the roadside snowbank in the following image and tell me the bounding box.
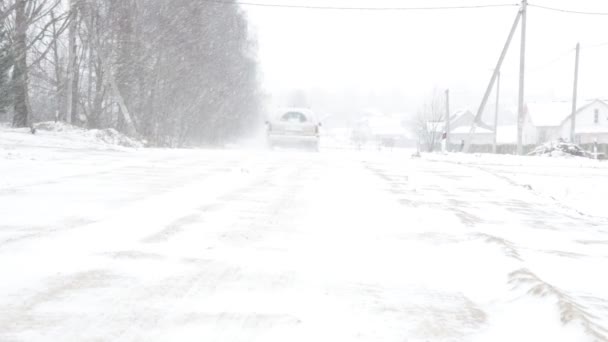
[0,121,143,157]
[34,121,143,148]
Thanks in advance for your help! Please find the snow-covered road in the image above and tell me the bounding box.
[1,143,608,341]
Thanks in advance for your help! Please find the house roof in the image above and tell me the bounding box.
[450,109,472,122]
[526,99,608,127]
[526,101,572,127]
[559,99,608,127]
[451,125,493,135]
[426,112,491,134]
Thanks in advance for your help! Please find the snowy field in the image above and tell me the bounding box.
[425,153,608,219]
[1,126,608,341]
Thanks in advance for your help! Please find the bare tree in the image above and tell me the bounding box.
[11,0,28,127]
[64,0,77,124]
[413,89,446,152]
[3,0,263,146]
[3,0,67,126]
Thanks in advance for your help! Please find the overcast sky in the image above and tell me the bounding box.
[245,0,608,116]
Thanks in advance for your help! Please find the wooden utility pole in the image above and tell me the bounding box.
[65,0,78,124]
[570,42,580,143]
[516,0,528,155]
[493,71,501,154]
[463,9,522,153]
[445,89,450,151]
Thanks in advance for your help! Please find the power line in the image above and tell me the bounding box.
[528,48,574,73]
[200,0,519,11]
[528,3,608,16]
[583,41,608,50]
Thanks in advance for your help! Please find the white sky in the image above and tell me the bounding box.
[245,0,608,116]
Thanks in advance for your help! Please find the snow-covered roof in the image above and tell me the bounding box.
[559,99,608,127]
[451,125,493,135]
[526,99,608,128]
[427,119,491,134]
[450,109,473,123]
[526,102,572,127]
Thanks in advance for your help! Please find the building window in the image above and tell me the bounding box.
[594,109,600,124]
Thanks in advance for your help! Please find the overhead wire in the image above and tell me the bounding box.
[199,0,520,11]
[196,1,608,15]
[528,3,608,16]
[582,41,608,50]
[528,48,575,73]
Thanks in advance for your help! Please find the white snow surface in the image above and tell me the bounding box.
[426,152,608,219]
[1,127,608,341]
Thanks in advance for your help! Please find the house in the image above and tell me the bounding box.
[421,100,608,151]
[422,109,495,149]
[449,109,477,129]
[559,99,608,144]
[494,105,537,146]
[523,99,608,144]
[525,101,573,143]
[450,125,494,145]
[445,109,495,144]
[495,124,537,146]
[425,109,481,137]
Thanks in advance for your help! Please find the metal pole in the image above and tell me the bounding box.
[493,71,501,154]
[570,43,580,143]
[464,9,522,153]
[445,89,450,151]
[516,0,527,155]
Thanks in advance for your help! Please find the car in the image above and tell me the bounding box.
[266,108,321,151]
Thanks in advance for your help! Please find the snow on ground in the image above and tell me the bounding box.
[425,152,608,219]
[1,122,142,157]
[1,127,608,341]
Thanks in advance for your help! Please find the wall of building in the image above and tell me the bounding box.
[560,102,608,143]
[577,133,608,144]
[450,132,494,145]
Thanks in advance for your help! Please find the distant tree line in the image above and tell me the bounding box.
[0,0,263,146]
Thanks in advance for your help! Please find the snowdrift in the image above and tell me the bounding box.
[33,121,144,148]
[529,141,591,158]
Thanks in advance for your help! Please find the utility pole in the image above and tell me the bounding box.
[445,89,450,151]
[516,0,528,155]
[463,9,522,153]
[493,71,501,154]
[570,42,580,143]
[65,0,78,124]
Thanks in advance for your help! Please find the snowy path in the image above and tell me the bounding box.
[1,147,608,341]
